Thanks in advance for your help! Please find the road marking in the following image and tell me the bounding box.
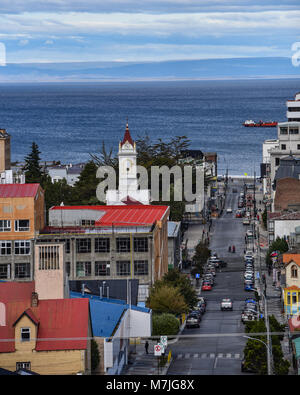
[226,353,231,358]
[201,353,207,358]
[177,354,183,359]
[209,353,215,358]
[185,353,190,359]
[217,353,224,358]
[235,354,240,359]
[193,353,199,358]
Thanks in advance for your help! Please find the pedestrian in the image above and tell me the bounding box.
[145,341,149,354]
[228,246,231,252]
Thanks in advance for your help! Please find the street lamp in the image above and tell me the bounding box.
[243,335,273,375]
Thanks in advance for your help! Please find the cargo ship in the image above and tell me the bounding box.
[243,120,277,127]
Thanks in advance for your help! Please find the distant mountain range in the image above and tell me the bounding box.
[0,57,299,82]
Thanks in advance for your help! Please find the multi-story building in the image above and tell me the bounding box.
[0,183,45,281]
[37,204,169,302]
[0,129,25,184]
[261,93,300,201]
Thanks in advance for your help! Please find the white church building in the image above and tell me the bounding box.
[106,123,150,205]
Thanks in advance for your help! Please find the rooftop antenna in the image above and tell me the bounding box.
[81,283,85,297]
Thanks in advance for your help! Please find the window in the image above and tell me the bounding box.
[292,293,297,304]
[298,144,300,150]
[95,261,110,276]
[66,262,70,276]
[81,219,95,226]
[76,238,91,253]
[280,127,288,134]
[116,260,131,276]
[116,238,130,253]
[21,328,30,342]
[76,261,91,277]
[15,219,30,232]
[0,220,11,232]
[0,241,11,255]
[290,128,299,135]
[275,158,280,166]
[134,260,149,275]
[39,245,59,270]
[134,237,148,252]
[95,238,110,253]
[15,263,30,278]
[281,144,286,150]
[15,241,31,255]
[16,362,31,371]
[0,264,10,279]
[291,265,298,278]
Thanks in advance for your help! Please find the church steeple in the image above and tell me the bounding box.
[120,120,134,148]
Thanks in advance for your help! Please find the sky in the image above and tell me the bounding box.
[0,0,299,64]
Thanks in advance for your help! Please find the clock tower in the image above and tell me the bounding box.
[105,122,150,205]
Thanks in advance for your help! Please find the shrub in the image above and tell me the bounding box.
[152,313,180,336]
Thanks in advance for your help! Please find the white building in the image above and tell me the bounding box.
[106,123,150,205]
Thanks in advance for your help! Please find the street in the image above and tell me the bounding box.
[167,179,254,375]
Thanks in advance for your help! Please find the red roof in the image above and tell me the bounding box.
[0,282,90,353]
[121,123,134,147]
[50,204,169,227]
[0,183,40,198]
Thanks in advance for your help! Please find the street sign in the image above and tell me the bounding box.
[256,272,260,279]
[154,344,162,356]
[160,336,168,346]
[195,273,200,279]
[158,343,165,353]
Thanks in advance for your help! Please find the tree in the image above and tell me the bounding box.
[265,237,289,267]
[91,339,100,371]
[152,313,180,336]
[23,142,47,185]
[161,269,198,309]
[146,284,188,315]
[72,161,104,205]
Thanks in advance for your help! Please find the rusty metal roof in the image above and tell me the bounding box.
[0,183,40,198]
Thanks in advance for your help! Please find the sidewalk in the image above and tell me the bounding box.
[254,187,294,373]
[122,340,174,376]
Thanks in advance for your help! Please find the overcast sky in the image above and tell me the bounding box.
[0,0,299,63]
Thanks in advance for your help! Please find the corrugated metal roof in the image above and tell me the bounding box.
[0,283,90,353]
[50,205,169,227]
[0,183,40,198]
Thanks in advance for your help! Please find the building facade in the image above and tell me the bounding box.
[0,184,45,281]
[37,204,170,302]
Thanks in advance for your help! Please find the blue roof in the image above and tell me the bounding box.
[70,291,150,337]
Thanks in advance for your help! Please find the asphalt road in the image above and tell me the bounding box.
[167,179,255,375]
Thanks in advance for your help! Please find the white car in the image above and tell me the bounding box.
[226,208,232,213]
[244,251,253,260]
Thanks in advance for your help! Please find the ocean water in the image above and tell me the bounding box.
[0,79,299,176]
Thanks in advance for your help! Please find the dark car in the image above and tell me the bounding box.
[186,313,201,328]
[190,310,202,320]
[219,260,227,268]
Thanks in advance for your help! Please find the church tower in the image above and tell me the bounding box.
[106,122,150,205]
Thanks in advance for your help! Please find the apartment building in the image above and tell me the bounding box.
[0,183,45,281]
[37,204,170,302]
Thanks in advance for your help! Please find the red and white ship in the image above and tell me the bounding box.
[243,120,277,127]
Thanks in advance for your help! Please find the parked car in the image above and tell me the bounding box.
[245,298,256,305]
[244,284,254,291]
[190,310,202,321]
[202,282,212,291]
[243,219,250,225]
[241,310,258,323]
[236,210,242,218]
[244,251,253,260]
[186,313,201,328]
[226,208,232,213]
[220,298,233,311]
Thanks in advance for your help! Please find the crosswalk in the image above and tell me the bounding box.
[175,352,242,360]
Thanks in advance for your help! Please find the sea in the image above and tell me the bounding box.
[0,78,299,176]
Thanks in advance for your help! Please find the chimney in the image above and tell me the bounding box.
[31,292,39,307]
